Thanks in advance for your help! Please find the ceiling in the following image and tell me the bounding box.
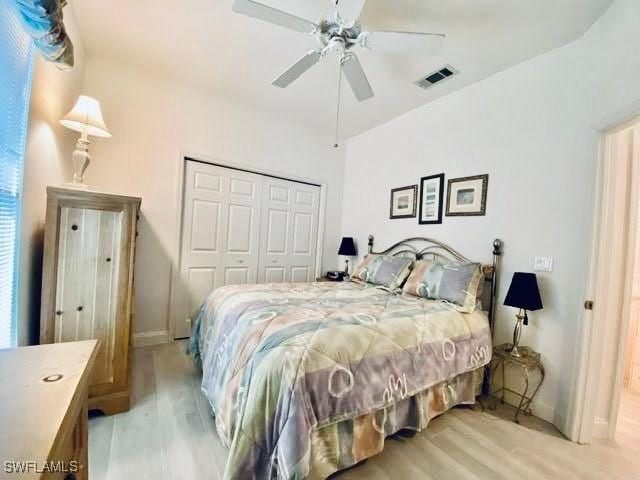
[71,0,613,140]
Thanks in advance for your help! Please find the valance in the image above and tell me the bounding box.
[15,0,74,69]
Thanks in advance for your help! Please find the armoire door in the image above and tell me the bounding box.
[54,206,124,392]
[40,186,140,415]
[258,177,320,283]
[176,161,262,338]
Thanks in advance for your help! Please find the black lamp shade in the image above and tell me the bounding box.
[504,272,543,311]
[338,237,357,256]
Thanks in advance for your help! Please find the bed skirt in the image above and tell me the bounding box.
[296,368,482,479]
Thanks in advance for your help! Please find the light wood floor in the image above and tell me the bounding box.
[89,342,640,479]
[616,388,640,447]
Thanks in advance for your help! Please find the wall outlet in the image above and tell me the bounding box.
[534,256,554,272]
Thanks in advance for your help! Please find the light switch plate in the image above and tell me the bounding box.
[534,256,554,272]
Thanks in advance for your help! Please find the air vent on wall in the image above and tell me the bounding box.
[415,65,458,90]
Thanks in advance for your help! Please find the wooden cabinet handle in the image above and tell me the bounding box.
[76,306,83,312]
[55,310,63,316]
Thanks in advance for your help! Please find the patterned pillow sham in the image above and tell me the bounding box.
[402,259,482,312]
[351,254,413,291]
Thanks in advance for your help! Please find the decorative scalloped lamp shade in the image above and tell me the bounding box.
[60,95,111,138]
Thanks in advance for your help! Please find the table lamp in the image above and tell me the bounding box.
[59,95,111,189]
[503,272,543,357]
[338,237,357,274]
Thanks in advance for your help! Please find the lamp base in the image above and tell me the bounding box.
[62,181,90,190]
[66,134,91,189]
[507,309,527,357]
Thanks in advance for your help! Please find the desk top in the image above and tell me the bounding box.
[0,340,98,478]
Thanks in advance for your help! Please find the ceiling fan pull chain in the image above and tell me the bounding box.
[334,58,343,148]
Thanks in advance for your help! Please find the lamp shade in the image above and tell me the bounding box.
[504,272,543,311]
[338,237,357,256]
[60,95,111,137]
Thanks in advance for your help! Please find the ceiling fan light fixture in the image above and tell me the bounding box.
[232,0,446,112]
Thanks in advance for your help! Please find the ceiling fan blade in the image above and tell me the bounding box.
[332,0,366,22]
[233,0,317,34]
[273,50,324,88]
[362,31,445,54]
[341,53,373,102]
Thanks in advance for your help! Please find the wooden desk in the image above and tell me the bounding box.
[0,340,98,479]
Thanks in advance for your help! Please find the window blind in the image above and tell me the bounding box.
[0,2,34,348]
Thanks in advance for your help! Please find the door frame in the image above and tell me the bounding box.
[168,151,328,340]
[569,115,640,443]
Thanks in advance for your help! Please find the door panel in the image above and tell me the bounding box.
[175,161,262,338]
[190,200,220,251]
[258,177,320,283]
[55,207,122,388]
[226,204,254,253]
[269,185,289,202]
[225,267,250,284]
[265,267,286,283]
[292,212,313,254]
[230,178,255,197]
[291,266,310,282]
[295,189,314,206]
[194,171,222,192]
[266,209,288,254]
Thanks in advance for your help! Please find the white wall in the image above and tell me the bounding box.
[81,57,346,338]
[18,4,86,346]
[341,0,640,433]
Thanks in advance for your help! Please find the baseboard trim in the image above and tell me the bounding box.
[501,390,555,423]
[591,418,610,439]
[133,330,170,347]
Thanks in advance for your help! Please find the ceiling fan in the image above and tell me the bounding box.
[232,0,446,102]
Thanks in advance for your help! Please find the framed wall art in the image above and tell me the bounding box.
[419,173,444,224]
[446,174,489,216]
[389,185,418,219]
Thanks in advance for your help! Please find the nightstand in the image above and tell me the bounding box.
[489,343,545,423]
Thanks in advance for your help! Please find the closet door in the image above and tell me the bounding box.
[259,177,320,283]
[176,161,262,338]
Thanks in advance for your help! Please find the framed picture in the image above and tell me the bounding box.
[419,174,444,224]
[446,174,489,216]
[389,185,418,219]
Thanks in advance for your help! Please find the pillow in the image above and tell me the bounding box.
[351,254,413,291]
[402,259,482,312]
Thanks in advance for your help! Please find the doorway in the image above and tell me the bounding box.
[617,185,640,445]
[573,117,640,443]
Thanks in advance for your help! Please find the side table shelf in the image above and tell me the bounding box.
[489,343,545,423]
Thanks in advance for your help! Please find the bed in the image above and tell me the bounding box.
[189,235,502,479]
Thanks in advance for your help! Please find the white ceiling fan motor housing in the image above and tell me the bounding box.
[317,16,361,51]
